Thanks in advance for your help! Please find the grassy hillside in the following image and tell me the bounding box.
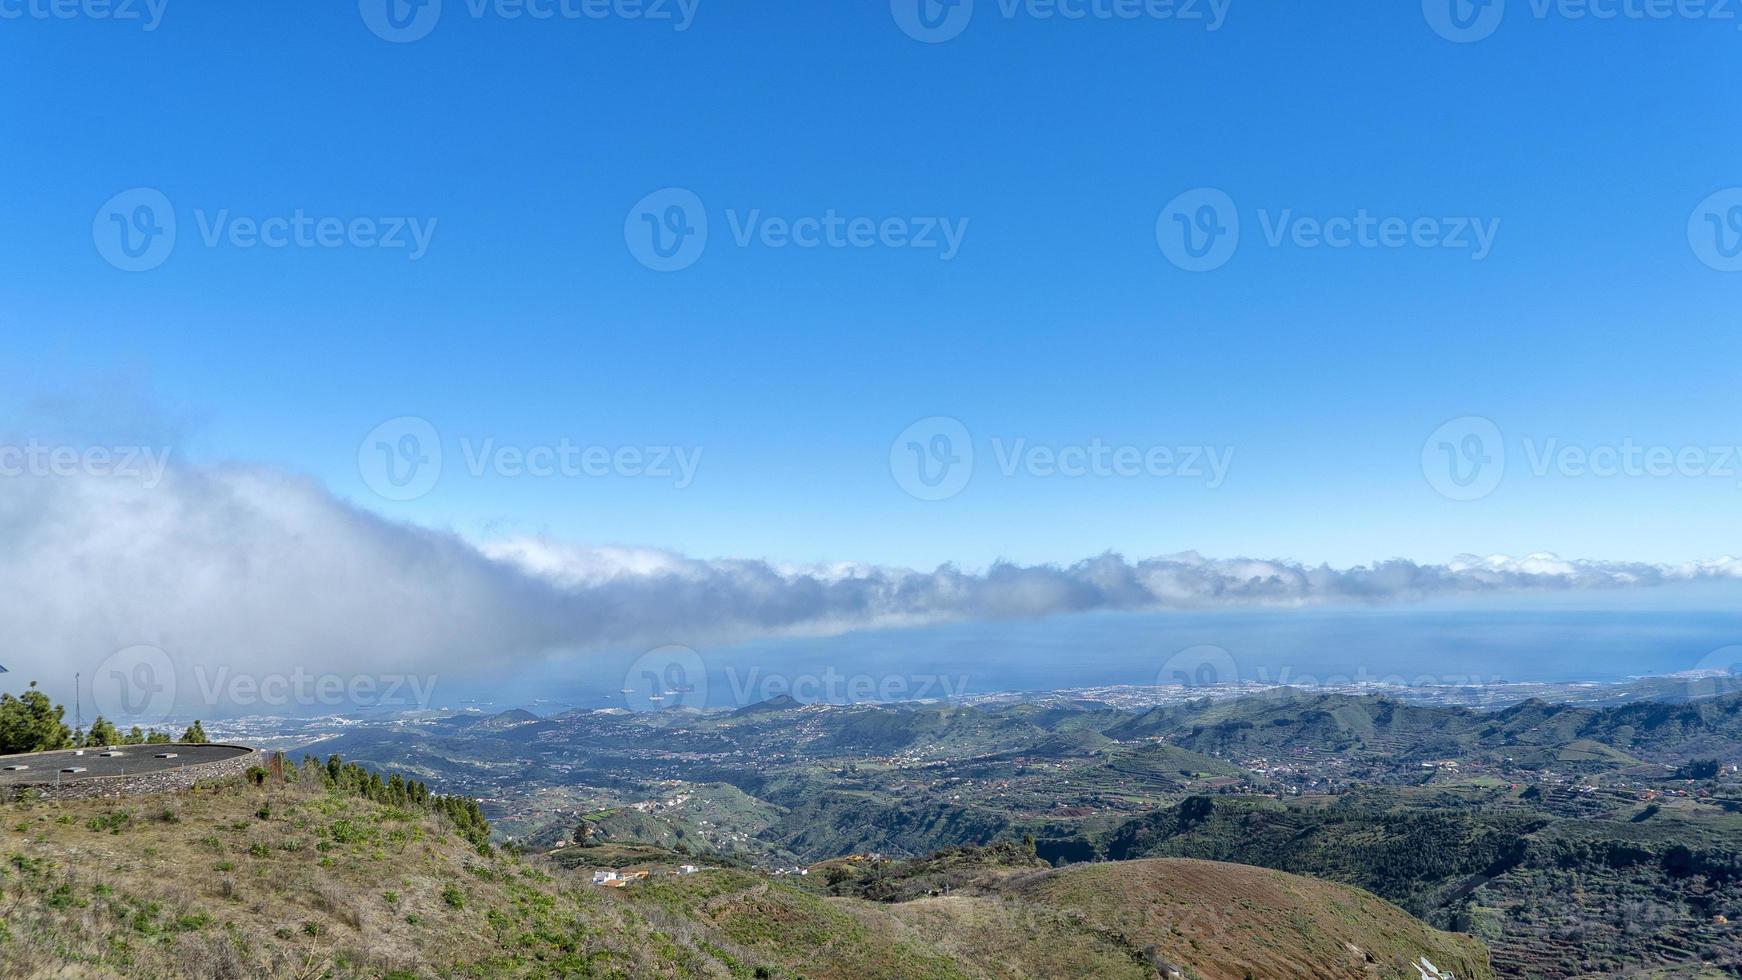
[0,774,1493,979]
[1091,791,1742,976]
[820,843,1493,980]
[1026,859,1492,980]
[1,776,726,978]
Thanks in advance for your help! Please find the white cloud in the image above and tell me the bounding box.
[1,463,1738,713]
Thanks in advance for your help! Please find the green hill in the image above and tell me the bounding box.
[1022,858,1493,980]
[0,771,1494,978]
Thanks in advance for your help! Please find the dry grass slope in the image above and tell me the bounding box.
[1018,858,1496,980]
[0,777,1495,980]
[0,777,759,978]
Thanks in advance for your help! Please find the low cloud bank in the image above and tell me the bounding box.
[1,464,1738,698]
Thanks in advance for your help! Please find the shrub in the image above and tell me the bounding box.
[86,810,132,834]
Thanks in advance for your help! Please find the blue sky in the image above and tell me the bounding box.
[4,1,1740,571]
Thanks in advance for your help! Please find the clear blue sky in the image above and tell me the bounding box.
[3,2,1739,569]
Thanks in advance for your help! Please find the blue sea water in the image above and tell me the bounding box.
[466,584,1742,714]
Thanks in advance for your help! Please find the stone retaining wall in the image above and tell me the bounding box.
[6,748,259,802]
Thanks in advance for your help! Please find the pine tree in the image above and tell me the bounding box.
[0,682,73,754]
[86,716,120,747]
[180,720,208,743]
